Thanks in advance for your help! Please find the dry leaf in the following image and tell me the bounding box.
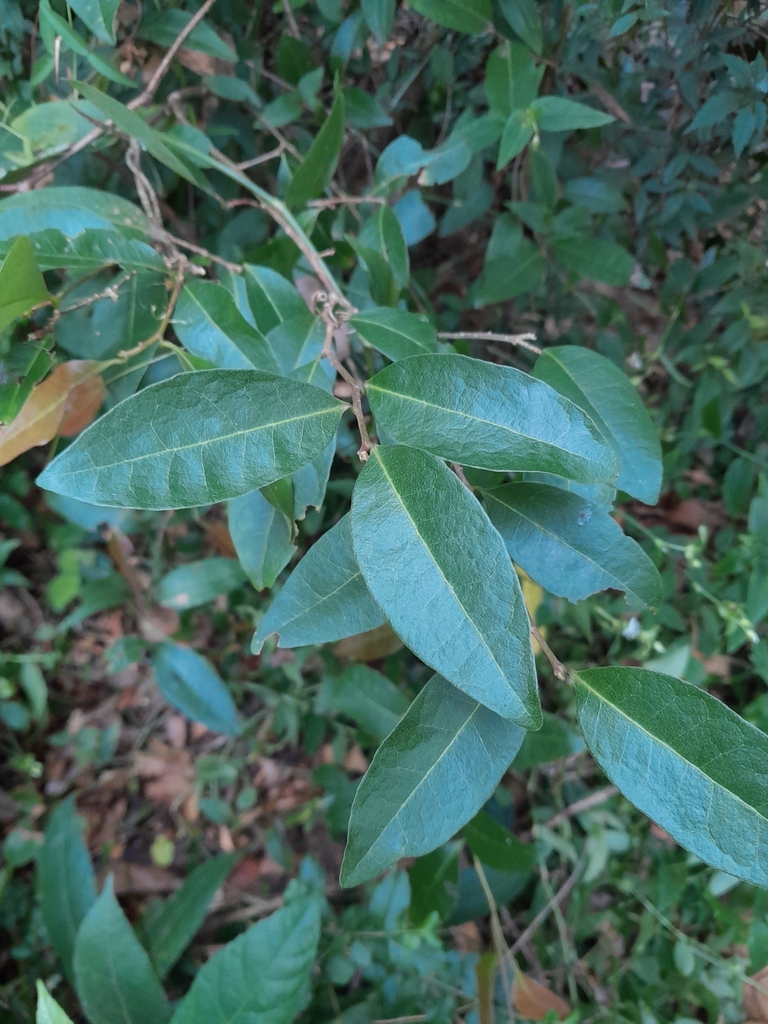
[204,519,237,558]
[59,372,106,435]
[111,862,180,895]
[334,623,403,661]
[343,745,369,775]
[744,966,768,1021]
[0,360,103,467]
[514,971,571,1020]
[135,740,194,807]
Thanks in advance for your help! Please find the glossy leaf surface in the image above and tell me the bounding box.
[484,482,662,608]
[38,796,96,980]
[253,515,385,652]
[367,355,619,482]
[575,667,768,887]
[351,445,540,726]
[349,307,440,361]
[341,675,525,886]
[37,370,346,510]
[175,282,280,372]
[148,855,237,979]
[534,346,662,504]
[242,265,307,334]
[153,643,242,737]
[74,879,170,1024]
[169,898,321,1024]
[228,488,296,590]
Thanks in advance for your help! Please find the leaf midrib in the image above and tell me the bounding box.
[368,382,604,470]
[56,406,341,476]
[575,673,768,826]
[371,450,520,706]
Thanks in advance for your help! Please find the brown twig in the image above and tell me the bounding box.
[528,614,568,680]
[508,857,584,957]
[544,786,620,829]
[317,302,372,462]
[437,330,542,355]
[307,195,386,208]
[164,233,242,273]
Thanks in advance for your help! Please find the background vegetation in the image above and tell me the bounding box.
[2,0,768,1021]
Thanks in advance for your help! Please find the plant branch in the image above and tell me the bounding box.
[508,857,584,957]
[528,614,568,680]
[544,786,620,829]
[318,308,373,462]
[437,331,541,355]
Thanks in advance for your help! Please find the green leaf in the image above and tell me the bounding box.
[355,243,398,306]
[497,111,533,169]
[343,88,393,129]
[367,354,619,482]
[554,235,634,286]
[252,514,385,652]
[361,0,395,41]
[38,796,96,981]
[148,855,237,979]
[685,91,738,133]
[497,0,542,53]
[74,879,170,1024]
[328,664,409,740]
[409,845,460,925]
[169,898,321,1024]
[242,265,308,334]
[138,9,237,61]
[485,43,543,117]
[463,811,536,872]
[351,445,540,726]
[531,96,614,131]
[378,205,410,291]
[71,83,209,190]
[265,313,325,374]
[156,558,247,610]
[39,0,134,86]
[36,983,76,1024]
[410,0,492,34]
[175,282,281,373]
[0,187,152,242]
[1,229,165,273]
[0,235,50,333]
[286,91,345,207]
[228,488,296,590]
[341,675,525,886]
[37,370,346,510]
[349,307,439,361]
[512,710,584,770]
[534,346,662,504]
[66,0,119,43]
[484,482,662,608]
[574,667,768,888]
[152,643,242,736]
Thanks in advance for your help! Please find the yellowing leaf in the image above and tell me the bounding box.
[0,360,103,467]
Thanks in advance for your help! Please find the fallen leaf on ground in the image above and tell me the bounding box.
[514,971,571,1020]
[744,965,768,1021]
[135,740,194,807]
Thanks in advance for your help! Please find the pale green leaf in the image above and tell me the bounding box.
[228,488,296,590]
[0,235,50,333]
[531,95,614,131]
[410,0,492,34]
[575,667,768,888]
[66,0,119,43]
[169,898,321,1024]
[341,675,525,886]
[36,984,75,1024]
[534,346,662,504]
[74,879,170,1024]
[351,445,540,726]
[0,187,152,242]
[484,482,662,608]
[367,354,619,482]
[152,643,242,737]
[253,515,385,652]
[265,313,325,374]
[156,558,246,610]
[0,229,164,273]
[37,370,346,510]
[497,111,533,169]
[242,265,308,334]
[175,282,280,372]
[349,307,439,361]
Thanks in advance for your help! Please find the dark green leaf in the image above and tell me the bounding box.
[484,482,662,608]
[686,91,738,133]
[349,307,439,361]
[497,111,534,168]
[175,282,280,373]
[286,91,346,207]
[531,95,614,131]
[361,0,395,42]
[152,642,242,737]
[534,346,662,504]
[169,898,321,1024]
[265,313,325,374]
[575,667,768,888]
[497,0,542,53]
[343,88,393,129]
[253,515,385,652]
[554,235,634,286]
[138,9,237,61]
[228,488,296,590]
[0,235,50,333]
[367,354,619,482]
[378,205,410,291]
[329,664,409,740]
[148,855,237,979]
[39,0,133,86]
[37,370,347,510]
[464,811,536,872]
[74,879,170,1024]
[351,445,540,726]
[485,43,543,116]
[341,675,526,886]
[66,0,119,43]
[242,265,308,334]
[410,0,492,34]
[512,711,584,770]
[156,558,247,610]
[409,845,460,925]
[38,796,96,981]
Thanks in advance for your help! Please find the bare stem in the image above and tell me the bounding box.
[508,857,584,958]
[528,614,568,681]
[320,318,373,462]
[437,330,542,355]
[544,786,620,829]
